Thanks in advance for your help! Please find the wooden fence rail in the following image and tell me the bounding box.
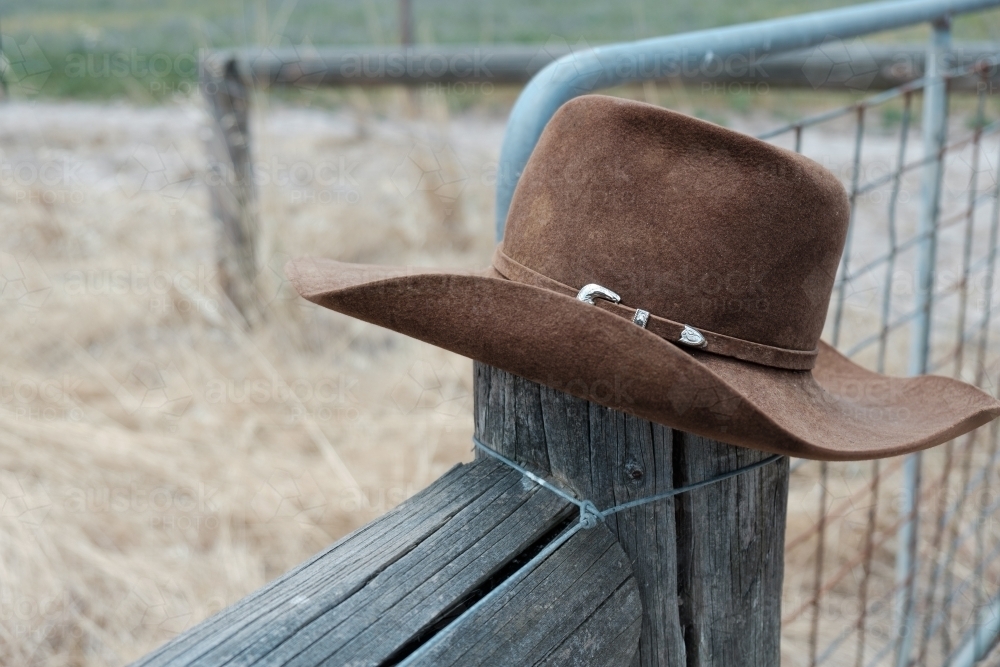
[219,43,1000,91]
[134,364,788,666]
[197,41,1000,324]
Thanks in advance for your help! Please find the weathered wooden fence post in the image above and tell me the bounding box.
[201,52,262,325]
[474,361,790,665]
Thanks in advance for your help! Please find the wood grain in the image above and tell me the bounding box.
[133,456,641,666]
[134,361,786,666]
[474,362,789,666]
[673,432,789,665]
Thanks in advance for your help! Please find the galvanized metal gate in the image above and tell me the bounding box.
[764,39,1000,667]
[494,1,1000,664]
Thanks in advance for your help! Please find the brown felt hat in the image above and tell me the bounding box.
[286,94,1000,461]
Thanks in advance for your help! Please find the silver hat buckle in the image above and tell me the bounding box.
[679,325,708,348]
[576,284,620,305]
[577,284,650,330]
[577,284,706,344]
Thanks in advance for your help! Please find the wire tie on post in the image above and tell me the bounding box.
[579,500,601,529]
[472,436,783,529]
[399,439,784,666]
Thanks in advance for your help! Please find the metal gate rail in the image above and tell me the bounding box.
[497,1,1000,664]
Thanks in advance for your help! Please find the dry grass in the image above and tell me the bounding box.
[0,90,501,665]
[2,88,999,666]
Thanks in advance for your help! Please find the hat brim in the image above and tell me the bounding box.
[286,257,1000,461]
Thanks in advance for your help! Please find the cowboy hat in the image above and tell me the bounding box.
[286,94,1000,461]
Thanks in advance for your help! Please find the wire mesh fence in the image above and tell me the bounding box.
[195,4,1000,660]
[764,53,1000,667]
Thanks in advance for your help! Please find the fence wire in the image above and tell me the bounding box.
[764,60,1000,666]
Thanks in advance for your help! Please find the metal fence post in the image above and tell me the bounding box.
[895,17,951,667]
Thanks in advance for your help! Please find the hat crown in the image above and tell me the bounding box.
[501,95,851,353]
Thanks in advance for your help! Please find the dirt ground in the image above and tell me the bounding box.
[2,89,999,666]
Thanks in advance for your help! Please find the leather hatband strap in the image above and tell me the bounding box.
[492,247,817,371]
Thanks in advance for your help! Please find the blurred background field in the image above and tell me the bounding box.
[4,1,1000,666]
[0,89,510,664]
[2,0,1000,101]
